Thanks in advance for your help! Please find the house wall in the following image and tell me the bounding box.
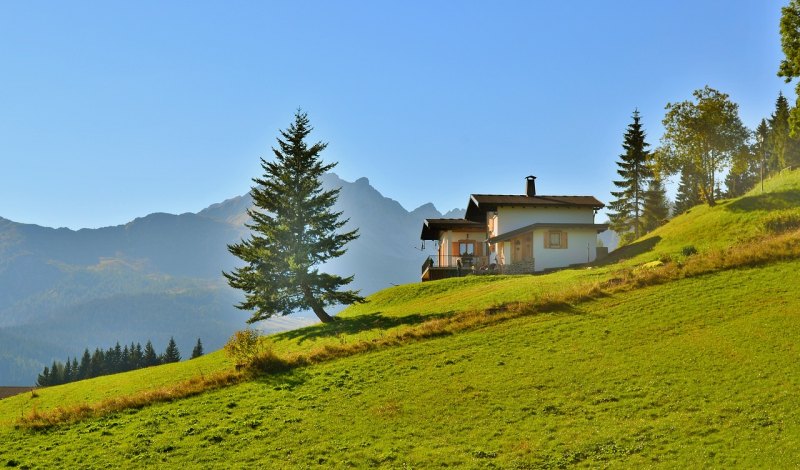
[496,206,594,234]
[532,228,597,271]
[439,230,488,264]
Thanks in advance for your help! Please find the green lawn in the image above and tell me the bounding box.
[1,171,799,468]
[2,260,799,468]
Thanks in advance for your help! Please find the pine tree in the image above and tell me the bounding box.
[143,340,159,367]
[607,110,651,244]
[36,366,51,387]
[642,175,670,233]
[674,166,702,215]
[89,348,104,378]
[133,342,144,369]
[78,349,91,379]
[225,110,365,323]
[63,357,73,383]
[121,345,131,372]
[191,338,204,359]
[768,92,792,173]
[163,337,181,363]
[50,360,63,385]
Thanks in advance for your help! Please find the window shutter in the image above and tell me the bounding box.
[544,232,550,249]
[452,242,459,256]
[475,242,483,257]
[563,231,568,249]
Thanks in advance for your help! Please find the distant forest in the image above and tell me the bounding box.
[36,337,203,387]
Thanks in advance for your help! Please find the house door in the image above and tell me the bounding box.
[511,234,532,263]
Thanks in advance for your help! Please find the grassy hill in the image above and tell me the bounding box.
[1,170,799,468]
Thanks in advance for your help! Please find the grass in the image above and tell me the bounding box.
[1,259,799,467]
[1,170,799,467]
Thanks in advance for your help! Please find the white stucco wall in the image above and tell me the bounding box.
[496,206,595,234]
[532,228,597,271]
[440,230,487,255]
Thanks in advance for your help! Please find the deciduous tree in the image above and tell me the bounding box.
[658,86,750,206]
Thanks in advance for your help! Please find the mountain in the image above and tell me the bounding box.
[0,173,453,384]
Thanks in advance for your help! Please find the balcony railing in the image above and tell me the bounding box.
[421,255,492,275]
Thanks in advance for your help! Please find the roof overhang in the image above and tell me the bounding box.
[420,218,486,240]
[488,223,609,244]
[465,194,606,223]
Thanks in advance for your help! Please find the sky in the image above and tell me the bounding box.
[0,1,795,229]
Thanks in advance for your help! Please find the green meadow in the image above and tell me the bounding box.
[1,170,800,468]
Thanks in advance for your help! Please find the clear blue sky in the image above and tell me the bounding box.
[0,1,793,229]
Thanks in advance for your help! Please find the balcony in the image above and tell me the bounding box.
[421,255,492,281]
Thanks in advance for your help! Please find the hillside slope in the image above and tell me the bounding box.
[1,259,798,468]
[1,171,799,467]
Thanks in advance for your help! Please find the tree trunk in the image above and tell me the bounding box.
[301,284,335,323]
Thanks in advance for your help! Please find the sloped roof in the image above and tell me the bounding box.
[488,222,608,243]
[420,218,485,240]
[465,194,605,221]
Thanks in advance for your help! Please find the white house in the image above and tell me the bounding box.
[420,176,607,281]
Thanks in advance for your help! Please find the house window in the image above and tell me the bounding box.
[546,230,567,249]
[459,241,475,256]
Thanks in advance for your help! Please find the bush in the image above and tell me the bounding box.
[681,245,698,257]
[223,330,264,367]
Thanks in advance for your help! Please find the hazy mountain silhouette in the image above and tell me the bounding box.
[0,173,454,384]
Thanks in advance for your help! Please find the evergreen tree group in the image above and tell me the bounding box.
[36,336,192,387]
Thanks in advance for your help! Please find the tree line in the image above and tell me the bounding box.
[608,90,800,245]
[609,2,800,245]
[36,337,203,387]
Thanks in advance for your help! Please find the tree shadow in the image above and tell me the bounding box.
[272,311,455,344]
[724,191,800,212]
[593,236,661,266]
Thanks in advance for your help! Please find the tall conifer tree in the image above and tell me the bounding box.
[642,175,670,232]
[225,110,365,323]
[607,110,651,244]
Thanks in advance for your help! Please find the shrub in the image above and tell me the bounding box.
[681,245,698,257]
[223,330,264,367]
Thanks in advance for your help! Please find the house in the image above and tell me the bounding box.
[420,176,607,281]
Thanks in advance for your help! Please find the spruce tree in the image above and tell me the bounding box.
[37,366,51,387]
[768,92,792,172]
[642,175,670,233]
[89,348,104,377]
[191,338,204,359]
[674,166,702,214]
[143,340,159,367]
[63,357,73,383]
[163,337,181,363]
[225,110,365,323]
[607,110,651,244]
[78,349,91,379]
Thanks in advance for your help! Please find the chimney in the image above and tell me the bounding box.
[525,175,537,197]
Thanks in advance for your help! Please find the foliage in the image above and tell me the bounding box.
[658,86,750,206]
[641,174,670,232]
[35,339,188,386]
[162,337,181,363]
[223,330,264,366]
[191,338,204,359]
[224,110,364,323]
[727,119,766,197]
[608,110,653,243]
[779,0,800,136]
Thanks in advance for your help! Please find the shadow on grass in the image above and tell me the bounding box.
[252,368,310,391]
[725,191,800,212]
[593,236,661,266]
[272,311,455,344]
